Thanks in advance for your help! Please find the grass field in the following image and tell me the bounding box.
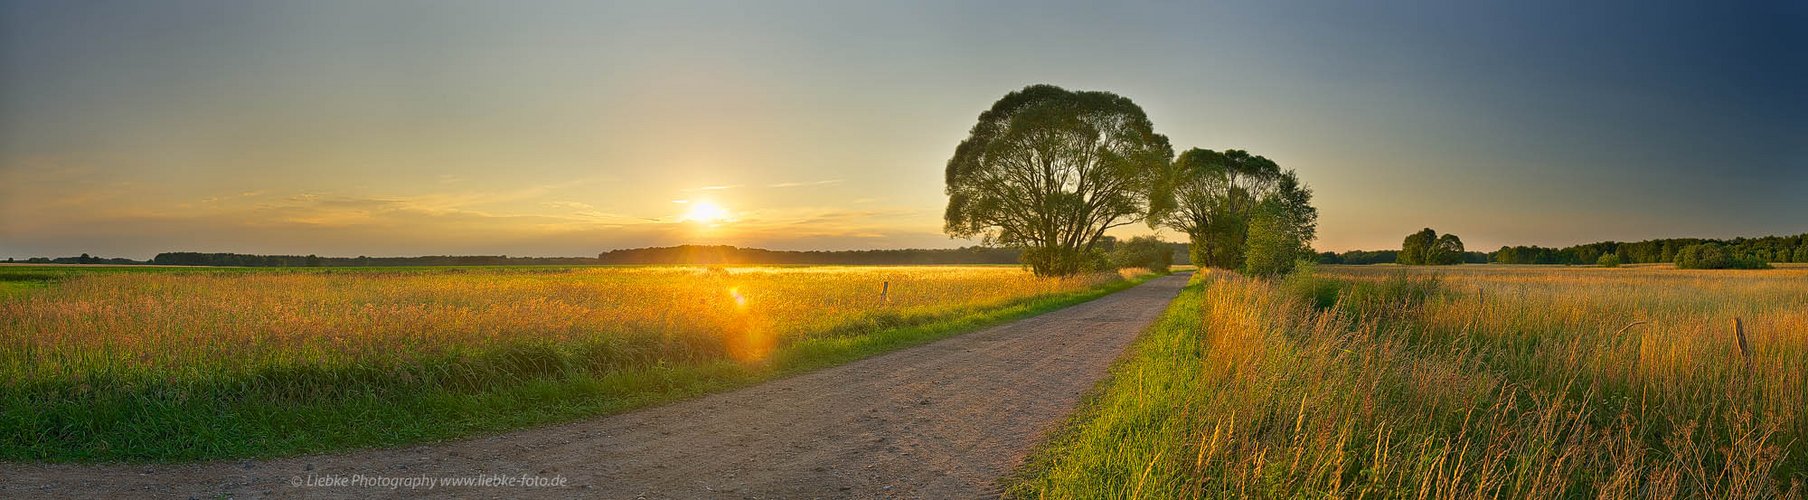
[1014,264,1807,498]
[0,264,1156,462]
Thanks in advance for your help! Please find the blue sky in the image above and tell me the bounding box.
[2,0,1803,257]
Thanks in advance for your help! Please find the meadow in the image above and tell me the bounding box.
[1014,264,1807,498]
[0,265,1155,462]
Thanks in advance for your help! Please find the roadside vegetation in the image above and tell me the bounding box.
[1014,265,1806,498]
[0,265,1158,461]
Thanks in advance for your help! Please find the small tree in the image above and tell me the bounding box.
[1243,204,1304,276]
[1597,254,1622,267]
[1240,173,1318,276]
[944,84,1174,277]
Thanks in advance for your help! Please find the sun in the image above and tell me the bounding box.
[681,200,732,224]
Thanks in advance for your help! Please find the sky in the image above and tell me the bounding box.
[2,0,1803,258]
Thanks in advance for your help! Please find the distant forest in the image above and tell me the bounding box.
[5,246,1027,267]
[1316,249,1490,265]
[1488,234,1808,265]
[9,234,1803,267]
[593,245,1022,265]
[1318,233,1808,265]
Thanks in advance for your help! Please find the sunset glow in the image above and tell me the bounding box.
[0,1,1800,259]
[682,201,732,225]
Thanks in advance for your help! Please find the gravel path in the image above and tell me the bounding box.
[3,273,1188,499]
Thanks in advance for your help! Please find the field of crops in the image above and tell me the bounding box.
[1015,264,1808,498]
[0,265,1152,461]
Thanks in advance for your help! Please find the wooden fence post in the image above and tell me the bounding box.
[1734,317,1753,372]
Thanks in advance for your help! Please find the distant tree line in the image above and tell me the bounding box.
[129,248,1028,267]
[6,244,1192,268]
[8,253,143,265]
[1314,249,1489,265]
[1315,249,1398,265]
[1312,233,1806,267]
[1671,243,1772,269]
[146,253,600,267]
[1493,234,1808,266]
[593,245,1022,265]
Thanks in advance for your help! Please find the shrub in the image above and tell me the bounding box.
[1597,254,1622,268]
[1110,236,1172,273]
[1281,262,1340,309]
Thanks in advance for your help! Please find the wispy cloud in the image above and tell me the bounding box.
[541,201,597,211]
[765,179,843,188]
[0,159,969,257]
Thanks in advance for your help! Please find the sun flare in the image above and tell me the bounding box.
[681,201,732,224]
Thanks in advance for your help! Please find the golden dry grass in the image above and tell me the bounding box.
[2,266,1130,381]
[1014,264,1807,498]
[0,265,1150,461]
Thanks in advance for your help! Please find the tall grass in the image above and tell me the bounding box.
[0,265,1153,461]
[1013,265,1807,498]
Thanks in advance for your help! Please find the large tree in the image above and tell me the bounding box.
[1400,228,1465,265]
[1431,233,1466,265]
[1155,148,1305,270]
[944,84,1174,276]
[1399,228,1438,265]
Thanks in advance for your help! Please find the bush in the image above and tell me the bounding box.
[1110,236,1172,273]
[1281,262,1340,309]
[1020,246,1097,276]
[1597,254,1622,268]
[1675,243,1771,269]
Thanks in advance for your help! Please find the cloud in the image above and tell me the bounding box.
[0,162,967,258]
[765,179,843,188]
[541,201,597,211]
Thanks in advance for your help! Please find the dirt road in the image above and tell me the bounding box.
[3,273,1188,499]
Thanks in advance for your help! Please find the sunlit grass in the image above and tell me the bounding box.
[0,265,1155,462]
[1013,265,1807,498]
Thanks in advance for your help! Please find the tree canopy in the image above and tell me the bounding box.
[1493,234,1807,266]
[1239,172,1318,276]
[1432,233,1467,265]
[1399,228,1436,265]
[1674,243,1771,269]
[944,84,1173,276]
[1399,228,1465,265]
[1154,148,1314,273]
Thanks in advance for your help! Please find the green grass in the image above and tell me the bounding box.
[1007,276,1207,498]
[1,266,1162,462]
